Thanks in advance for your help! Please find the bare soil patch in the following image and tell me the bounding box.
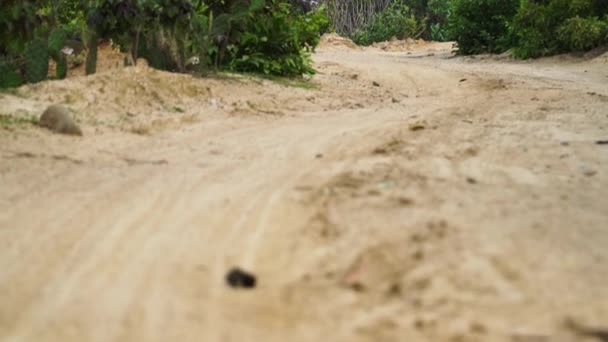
[1,39,607,342]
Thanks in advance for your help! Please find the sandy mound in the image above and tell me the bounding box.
[317,33,361,51]
[0,39,396,137]
[371,37,429,52]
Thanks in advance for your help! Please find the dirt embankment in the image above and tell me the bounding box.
[1,35,608,342]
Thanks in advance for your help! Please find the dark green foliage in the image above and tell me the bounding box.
[557,16,608,51]
[510,0,608,58]
[351,2,422,45]
[301,4,333,42]
[56,55,68,79]
[447,0,608,58]
[403,0,430,19]
[0,1,41,56]
[448,0,520,54]
[229,2,329,75]
[509,2,555,58]
[2,0,332,81]
[141,35,174,71]
[48,28,67,59]
[0,57,24,88]
[48,28,68,79]
[53,0,86,37]
[85,30,98,75]
[87,0,328,76]
[24,38,49,83]
[427,0,451,41]
[94,0,207,70]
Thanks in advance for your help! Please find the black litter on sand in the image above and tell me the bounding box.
[226,267,257,289]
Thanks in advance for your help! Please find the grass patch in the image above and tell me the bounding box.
[201,71,248,83]
[201,70,318,90]
[0,113,39,128]
[267,75,319,90]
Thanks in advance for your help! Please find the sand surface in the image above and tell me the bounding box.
[1,35,608,342]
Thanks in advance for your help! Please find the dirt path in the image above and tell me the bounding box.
[1,38,607,342]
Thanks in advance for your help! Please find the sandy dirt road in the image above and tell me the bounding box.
[1,37,608,342]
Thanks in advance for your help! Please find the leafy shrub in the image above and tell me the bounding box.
[53,0,86,38]
[430,22,448,41]
[0,57,23,88]
[557,16,608,51]
[87,0,216,73]
[510,0,608,58]
[48,28,68,79]
[84,0,328,76]
[229,2,329,75]
[427,0,451,41]
[48,28,66,59]
[351,2,422,45]
[509,1,555,58]
[0,1,41,56]
[448,0,519,54]
[0,0,331,86]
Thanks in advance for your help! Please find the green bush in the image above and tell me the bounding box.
[0,1,40,56]
[448,0,519,54]
[51,0,86,38]
[24,38,49,83]
[557,16,608,51]
[48,28,66,59]
[510,0,608,58]
[48,28,68,79]
[0,57,23,88]
[351,2,421,46]
[84,0,327,76]
[427,0,451,41]
[509,1,555,58]
[229,2,329,75]
[0,0,332,84]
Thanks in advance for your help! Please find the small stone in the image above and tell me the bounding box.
[470,322,487,334]
[409,123,426,131]
[412,250,424,261]
[397,197,414,205]
[39,104,83,136]
[583,170,597,177]
[387,283,401,296]
[372,81,380,87]
[226,267,256,289]
[350,282,366,292]
[411,298,423,308]
[410,233,425,243]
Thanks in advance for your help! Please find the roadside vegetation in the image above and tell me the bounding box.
[0,0,330,88]
[329,0,608,57]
